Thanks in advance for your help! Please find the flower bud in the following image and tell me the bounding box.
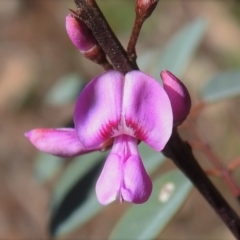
[136,0,159,19]
[66,14,97,52]
[160,70,191,126]
[66,14,110,66]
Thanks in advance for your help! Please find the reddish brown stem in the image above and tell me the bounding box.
[229,158,240,172]
[127,16,145,63]
[205,168,221,177]
[188,121,240,198]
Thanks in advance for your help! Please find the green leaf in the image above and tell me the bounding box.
[50,151,107,237]
[109,170,192,240]
[138,19,207,81]
[52,189,103,237]
[45,73,85,106]
[34,153,64,184]
[201,71,240,103]
[139,142,166,174]
[154,18,207,79]
[50,151,107,214]
[137,50,160,79]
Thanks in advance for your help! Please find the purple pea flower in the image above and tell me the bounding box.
[26,70,190,205]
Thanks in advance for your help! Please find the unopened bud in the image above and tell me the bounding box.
[66,14,97,52]
[161,70,191,126]
[66,14,110,67]
[136,0,159,19]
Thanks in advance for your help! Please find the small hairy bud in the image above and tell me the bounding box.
[136,0,159,19]
[66,14,109,65]
[66,14,97,52]
[161,70,191,126]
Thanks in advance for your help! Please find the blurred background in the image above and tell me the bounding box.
[1,0,240,239]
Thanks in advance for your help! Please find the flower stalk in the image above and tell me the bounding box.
[187,120,240,199]
[127,0,159,63]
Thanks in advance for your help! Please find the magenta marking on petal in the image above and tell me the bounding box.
[125,118,147,141]
[98,119,121,140]
[74,70,124,149]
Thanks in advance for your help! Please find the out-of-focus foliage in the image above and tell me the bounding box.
[139,143,166,173]
[49,152,106,237]
[201,71,240,103]
[98,1,135,32]
[44,73,85,106]
[34,153,64,184]
[49,152,106,215]
[138,19,207,81]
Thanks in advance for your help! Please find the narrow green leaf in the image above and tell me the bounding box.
[50,151,107,237]
[45,73,85,106]
[139,142,166,174]
[53,189,103,237]
[34,153,64,184]
[50,151,107,214]
[138,19,207,81]
[154,18,207,79]
[110,170,192,240]
[137,50,160,76]
[201,71,240,103]
[50,165,104,237]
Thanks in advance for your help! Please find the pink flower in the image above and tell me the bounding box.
[26,70,176,205]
